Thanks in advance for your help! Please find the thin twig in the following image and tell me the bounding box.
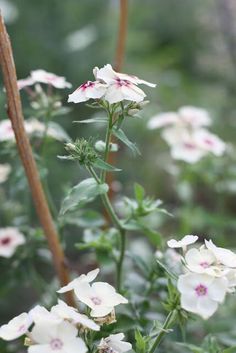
[0,13,75,307]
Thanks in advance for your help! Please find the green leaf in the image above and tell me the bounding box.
[93,158,121,172]
[60,178,108,215]
[134,183,145,204]
[73,117,108,124]
[60,209,106,228]
[222,348,236,353]
[176,342,203,353]
[48,122,71,142]
[135,330,149,353]
[112,127,141,155]
[123,219,163,247]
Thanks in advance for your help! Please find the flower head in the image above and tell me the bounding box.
[28,320,87,353]
[167,235,198,249]
[31,69,72,89]
[68,81,107,103]
[0,313,32,341]
[0,119,15,141]
[57,268,99,294]
[98,333,132,353]
[0,227,25,258]
[51,300,100,331]
[74,281,128,317]
[185,247,218,275]
[205,239,236,268]
[177,272,228,319]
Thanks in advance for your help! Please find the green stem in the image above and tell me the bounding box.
[101,108,113,183]
[116,229,126,292]
[149,310,177,353]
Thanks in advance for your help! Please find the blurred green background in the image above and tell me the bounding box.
[0,0,236,351]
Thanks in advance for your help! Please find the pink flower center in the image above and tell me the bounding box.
[195,284,207,297]
[50,338,63,350]
[0,237,11,246]
[184,142,196,150]
[18,324,26,332]
[115,78,130,87]
[79,81,95,91]
[204,138,214,146]
[199,261,209,268]
[91,296,102,305]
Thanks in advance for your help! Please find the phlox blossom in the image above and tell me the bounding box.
[57,268,99,294]
[167,235,198,249]
[0,313,32,341]
[98,333,132,353]
[0,227,25,258]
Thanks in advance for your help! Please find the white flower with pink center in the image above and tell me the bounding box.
[17,76,35,90]
[0,227,25,258]
[51,300,100,331]
[57,268,99,294]
[29,305,61,324]
[193,129,226,156]
[0,313,32,341]
[167,235,198,250]
[94,64,152,104]
[0,120,15,141]
[98,333,132,353]
[205,239,236,268]
[185,247,218,275]
[74,281,128,317]
[31,69,72,89]
[0,164,11,183]
[68,80,107,103]
[177,272,228,319]
[28,320,87,353]
[148,106,211,131]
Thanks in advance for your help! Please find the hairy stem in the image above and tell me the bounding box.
[149,310,177,353]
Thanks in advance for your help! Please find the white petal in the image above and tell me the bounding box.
[208,277,228,303]
[74,282,96,309]
[178,106,211,127]
[64,338,88,353]
[147,112,178,130]
[92,282,128,305]
[180,293,198,313]
[197,297,218,319]
[28,344,52,353]
[90,306,113,318]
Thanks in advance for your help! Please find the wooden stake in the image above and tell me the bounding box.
[0,13,75,307]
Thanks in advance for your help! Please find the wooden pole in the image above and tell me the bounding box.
[0,13,75,307]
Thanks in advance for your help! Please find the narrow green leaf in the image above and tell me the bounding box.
[134,183,145,203]
[112,127,141,155]
[93,158,121,172]
[60,178,108,215]
[73,117,108,124]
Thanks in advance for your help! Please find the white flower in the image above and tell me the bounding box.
[74,281,128,317]
[31,69,72,89]
[185,247,218,275]
[28,320,87,353]
[51,300,100,331]
[205,239,236,268]
[0,164,11,183]
[95,64,148,104]
[148,106,211,131]
[98,333,132,353]
[68,81,107,103]
[25,119,69,142]
[17,77,35,90]
[178,272,228,319]
[0,119,15,141]
[193,129,226,156]
[147,112,178,130]
[0,227,25,258]
[178,106,211,127]
[29,305,61,324]
[0,313,32,341]
[57,268,99,294]
[167,235,198,249]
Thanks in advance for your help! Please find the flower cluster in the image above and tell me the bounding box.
[148,106,226,164]
[0,227,25,258]
[0,119,68,143]
[68,63,156,104]
[0,269,132,353]
[168,235,236,319]
[18,69,72,90]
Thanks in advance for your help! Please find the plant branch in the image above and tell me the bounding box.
[0,13,75,307]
